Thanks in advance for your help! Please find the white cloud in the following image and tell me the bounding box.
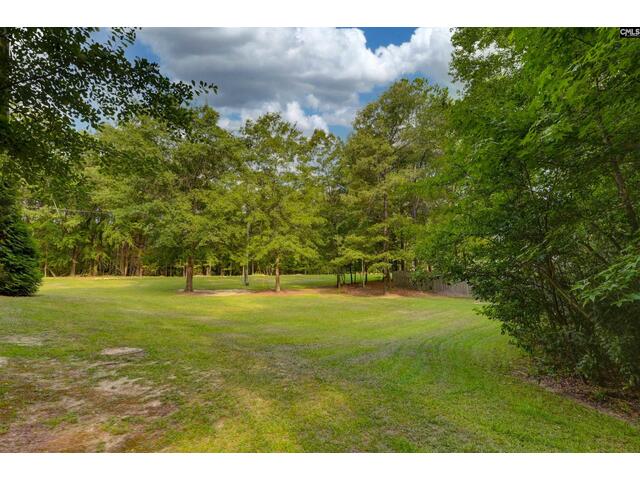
[139,27,454,134]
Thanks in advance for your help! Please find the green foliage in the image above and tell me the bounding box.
[419,28,640,388]
[0,179,42,295]
[336,79,450,286]
[14,26,640,393]
[0,27,215,295]
[241,113,325,274]
[0,27,215,183]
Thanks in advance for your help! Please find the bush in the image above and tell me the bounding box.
[0,180,42,296]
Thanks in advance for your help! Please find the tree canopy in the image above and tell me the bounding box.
[0,27,215,182]
[7,27,640,391]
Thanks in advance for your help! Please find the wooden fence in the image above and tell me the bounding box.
[392,271,473,297]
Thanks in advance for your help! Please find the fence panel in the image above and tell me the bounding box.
[391,271,472,297]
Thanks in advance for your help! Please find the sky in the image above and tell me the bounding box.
[128,27,456,137]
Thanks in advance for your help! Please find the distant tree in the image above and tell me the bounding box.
[0,27,214,294]
[241,114,324,292]
[156,107,240,292]
[341,79,449,293]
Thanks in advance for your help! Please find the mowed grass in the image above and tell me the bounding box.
[1,275,639,452]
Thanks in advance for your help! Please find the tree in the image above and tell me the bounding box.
[241,114,324,292]
[419,28,640,388]
[341,79,449,293]
[0,177,42,295]
[0,27,214,295]
[154,107,240,292]
[0,27,214,182]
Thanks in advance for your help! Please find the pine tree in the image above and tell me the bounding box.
[0,179,42,296]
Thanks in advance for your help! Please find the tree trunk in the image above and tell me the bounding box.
[0,29,9,123]
[185,255,194,292]
[242,264,249,286]
[383,191,389,295]
[361,259,365,288]
[597,116,639,231]
[275,255,281,292]
[137,245,144,277]
[70,248,78,276]
[609,155,638,232]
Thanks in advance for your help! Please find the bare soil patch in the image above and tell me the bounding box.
[517,370,640,424]
[100,347,144,356]
[337,281,436,298]
[95,377,154,397]
[0,357,175,452]
[176,282,443,298]
[178,288,253,296]
[0,335,45,346]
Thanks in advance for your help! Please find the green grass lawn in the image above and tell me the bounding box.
[1,275,639,452]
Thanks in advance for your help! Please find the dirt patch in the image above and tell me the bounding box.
[178,288,253,296]
[336,281,436,298]
[37,420,126,452]
[0,335,44,346]
[95,377,153,397]
[0,357,8,367]
[518,370,640,424]
[253,287,335,296]
[0,357,175,452]
[100,347,144,356]
[176,282,445,298]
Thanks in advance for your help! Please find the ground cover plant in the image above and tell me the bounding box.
[1,276,639,452]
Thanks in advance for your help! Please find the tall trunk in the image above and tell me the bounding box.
[137,242,144,277]
[120,244,129,276]
[597,117,639,231]
[609,155,638,232]
[245,220,250,286]
[383,190,389,295]
[0,29,9,124]
[361,259,365,288]
[185,255,194,292]
[70,247,78,276]
[349,264,353,284]
[275,255,281,292]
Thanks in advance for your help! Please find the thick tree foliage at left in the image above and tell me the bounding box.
[0,27,214,295]
[0,179,41,296]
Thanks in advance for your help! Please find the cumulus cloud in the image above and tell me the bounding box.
[138,27,454,134]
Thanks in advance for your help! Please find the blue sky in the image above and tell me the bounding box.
[127,28,454,137]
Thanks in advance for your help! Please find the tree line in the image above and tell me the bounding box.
[2,27,639,390]
[20,78,449,294]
